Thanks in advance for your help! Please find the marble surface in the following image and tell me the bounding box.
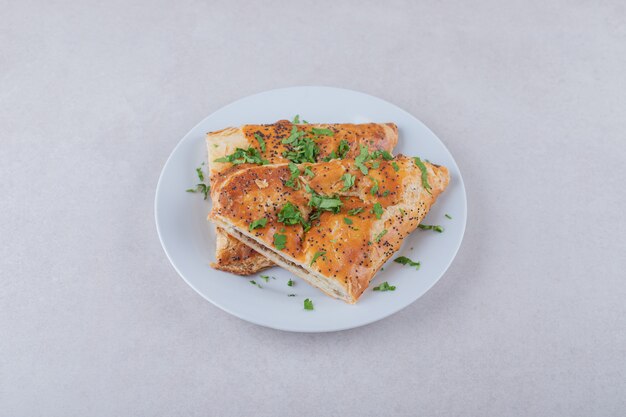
[2,1,625,416]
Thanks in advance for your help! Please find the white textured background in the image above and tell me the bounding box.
[2,1,625,416]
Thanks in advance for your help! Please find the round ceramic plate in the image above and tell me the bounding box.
[155,86,466,332]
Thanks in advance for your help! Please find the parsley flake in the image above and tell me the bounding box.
[254,133,266,152]
[347,207,364,216]
[215,147,268,165]
[374,229,387,242]
[341,173,356,191]
[310,251,326,266]
[287,279,294,287]
[372,202,384,219]
[373,281,396,291]
[249,217,267,230]
[394,256,421,270]
[304,298,314,310]
[418,224,444,233]
[273,233,287,250]
[414,157,432,194]
[445,214,452,219]
[391,161,400,172]
[343,217,353,225]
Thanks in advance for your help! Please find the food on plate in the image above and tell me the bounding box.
[208,155,449,303]
[205,120,398,275]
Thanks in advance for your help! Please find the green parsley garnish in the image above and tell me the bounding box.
[372,202,384,219]
[287,279,294,287]
[343,217,353,225]
[310,127,334,136]
[186,183,210,200]
[382,190,390,197]
[394,256,420,270]
[355,145,370,175]
[391,161,399,172]
[285,162,301,189]
[369,177,379,196]
[260,275,270,283]
[277,202,311,231]
[303,166,315,178]
[310,251,326,266]
[195,166,204,182]
[374,229,387,242]
[282,126,319,163]
[215,147,268,165]
[249,217,267,230]
[371,161,380,169]
[273,233,287,250]
[413,157,432,195]
[379,150,393,160]
[373,282,396,291]
[341,173,356,191]
[249,280,262,288]
[337,139,350,159]
[347,207,364,216]
[304,298,314,310]
[322,151,337,162]
[418,224,444,233]
[283,125,305,145]
[292,114,300,124]
[445,214,452,219]
[306,186,342,213]
[399,208,406,216]
[254,133,266,152]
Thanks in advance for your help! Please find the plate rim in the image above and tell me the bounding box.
[155,85,467,332]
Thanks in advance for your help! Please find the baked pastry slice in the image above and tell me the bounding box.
[206,120,398,275]
[208,154,449,303]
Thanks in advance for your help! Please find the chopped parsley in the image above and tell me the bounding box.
[249,217,267,230]
[341,173,356,191]
[283,125,305,145]
[304,298,314,310]
[186,183,209,200]
[347,207,364,216]
[310,127,334,136]
[195,166,205,182]
[306,185,342,213]
[413,157,432,194]
[369,177,379,196]
[373,282,396,291]
[354,145,370,175]
[337,139,350,159]
[374,229,387,242]
[394,256,421,270]
[249,280,262,288]
[310,251,326,266]
[382,190,390,197]
[379,150,393,160]
[280,125,320,163]
[418,224,444,233]
[254,133,266,152]
[391,161,400,172]
[273,233,287,250]
[445,214,452,219]
[303,166,315,178]
[287,279,294,287]
[215,147,268,165]
[260,275,270,283]
[285,162,301,189]
[372,202,384,219]
[292,114,301,124]
[277,202,310,231]
[371,161,380,169]
[343,217,353,225]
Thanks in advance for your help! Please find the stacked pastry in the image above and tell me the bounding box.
[206,120,448,304]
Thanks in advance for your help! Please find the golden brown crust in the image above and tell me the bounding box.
[206,120,399,275]
[208,156,449,302]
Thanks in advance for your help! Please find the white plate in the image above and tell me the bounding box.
[155,86,466,332]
